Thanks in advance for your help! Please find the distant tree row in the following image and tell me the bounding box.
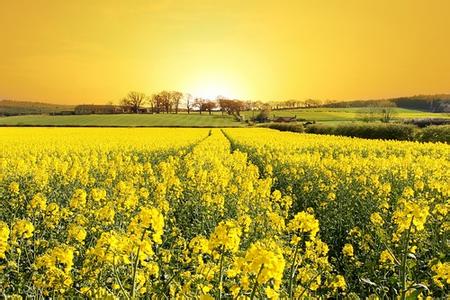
[119,91,250,116]
[324,94,450,112]
[116,92,450,114]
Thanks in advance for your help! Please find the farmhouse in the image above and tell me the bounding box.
[74,105,133,114]
[273,116,297,123]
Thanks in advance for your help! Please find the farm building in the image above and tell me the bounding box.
[74,105,133,114]
[272,116,297,123]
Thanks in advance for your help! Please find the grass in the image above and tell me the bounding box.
[241,107,450,123]
[0,100,75,115]
[0,113,243,127]
[1,107,448,127]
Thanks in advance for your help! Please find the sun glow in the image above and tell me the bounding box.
[1,1,450,103]
[191,77,240,100]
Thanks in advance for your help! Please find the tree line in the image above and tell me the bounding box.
[120,91,253,116]
[119,91,328,115]
[119,91,450,115]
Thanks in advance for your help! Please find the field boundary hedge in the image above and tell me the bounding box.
[259,123,305,132]
[267,122,449,143]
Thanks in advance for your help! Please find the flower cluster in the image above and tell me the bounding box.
[0,127,448,299]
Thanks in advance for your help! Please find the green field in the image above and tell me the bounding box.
[0,107,448,127]
[0,100,74,115]
[0,113,242,127]
[242,107,450,123]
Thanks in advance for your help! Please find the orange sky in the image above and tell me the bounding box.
[1,0,449,104]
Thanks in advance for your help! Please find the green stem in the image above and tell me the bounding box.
[297,269,323,299]
[288,241,301,299]
[250,264,264,300]
[113,260,130,300]
[131,230,147,298]
[217,246,225,300]
[400,216,414,300]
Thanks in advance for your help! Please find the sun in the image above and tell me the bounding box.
[194,84,234,100]
[190,76,240,100]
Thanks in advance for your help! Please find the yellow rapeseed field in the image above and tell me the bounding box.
[0,128,448,299]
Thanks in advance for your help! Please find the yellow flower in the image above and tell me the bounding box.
[90,188,106,202]
[230,285,240,297]
[9,182,20,194]
[29,193,47,211]
[44,202,61,229]
[12,219,34,240]
[379,250,395,266]
[265,286,279,299]
[370,212,384,226]
[69,189,87,209]
[209,220,242,253]
[287,211,320,239]
[33,245,75,293]
[327,192,336,201]
[189,235,210,254]
[67,224,87,243]
[96,204,115,224]
[342,243,354,257]
[0,221,9,259]
[266,211,286,233]
[329,275,346,292]
[392,200,429,233]
[199,294,214,300]
[402,187,415,198]
[431,261,449,289]
[242,240,285,290]
[128,207,164,244]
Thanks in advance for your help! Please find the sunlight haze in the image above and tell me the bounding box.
[1,0,449,104]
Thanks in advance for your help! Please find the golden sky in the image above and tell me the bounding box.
[1,0,450,104]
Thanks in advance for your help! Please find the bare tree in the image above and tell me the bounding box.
[171,91,183,114]
[377,101,397,123]
[193,98,206,114]
[121,91,148,113]
[152,91,172,113]
[152,93,163,113]
[216,95,228,115]
[203,101,217,115]
[184,93,193,114]
[158,91,171,113]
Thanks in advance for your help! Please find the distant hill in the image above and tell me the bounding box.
[0,100,75,116]
[323,94,450,112]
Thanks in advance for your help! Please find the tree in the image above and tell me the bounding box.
[254,107,271,123]
[151,93,163,113]
[203,101,217,115]
[152,91,172,113]
[121,91,148,113]
[378,101,397,123]
[216,96,228,115]
[160,91,172,114]
[217,98,244,116]
[358,101,397,123]
[193,98,206,114]
[171,91,183,114]
[184,93,193,114]
[358,105,379,122]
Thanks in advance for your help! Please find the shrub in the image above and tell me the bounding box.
[417,125,450,143]
[263,123,304,133]
[253,109,271,123]
[304,124,335,135]
[305,123,416,141]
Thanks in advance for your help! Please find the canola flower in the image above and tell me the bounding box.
[224,128,449,298]
[11,219,35,240]
[0,222,9,259]
[0,127,448,299]
[342,243,354,257]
